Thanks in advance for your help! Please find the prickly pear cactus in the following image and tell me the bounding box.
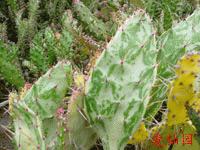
[145,7,200,125]
[84,10,157,150]
[10,60,72,149]
[166,53,200,126]
[66,88,98,149]
[0,41,25,89]
[145,53,200,150]
[73,0,114,41]
[172,121,200,150]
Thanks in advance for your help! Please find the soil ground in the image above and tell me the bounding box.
[0,107,14,150]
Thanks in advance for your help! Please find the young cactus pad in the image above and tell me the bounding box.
[10,60,72,149]
[19,60,72,119]
[84,10,157,150]
[165,53,200,127]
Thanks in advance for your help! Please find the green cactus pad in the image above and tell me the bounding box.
[12,102,46,149]
[0,41,25,89]
[186,104,200,145]
[10,60,72,149]
[84,10,157,150]
[20,60,72,119]
[73,0,113,41]
[157,7,200,76]
[172,121,200,150]
[30,33,48,73]
[67,88,98,149]
[146,7,200,126]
